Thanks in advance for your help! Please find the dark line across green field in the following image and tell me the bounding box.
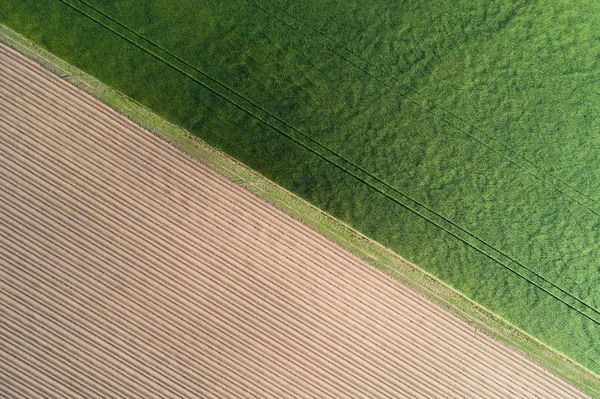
[3,0,600,374]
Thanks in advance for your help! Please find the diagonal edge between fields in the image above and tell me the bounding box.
[58,0,600,326]
[1,23,599,398]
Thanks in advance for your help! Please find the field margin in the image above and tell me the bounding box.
[2,23,598,397]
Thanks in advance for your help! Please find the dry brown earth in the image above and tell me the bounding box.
[0,43,591,398]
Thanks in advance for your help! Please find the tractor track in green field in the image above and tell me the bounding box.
[246,0,600,220]
[60,0,600,327]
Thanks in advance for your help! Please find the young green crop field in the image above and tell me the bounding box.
[4,0,600,375]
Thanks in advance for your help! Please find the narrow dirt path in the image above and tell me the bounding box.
[0,43,590,398]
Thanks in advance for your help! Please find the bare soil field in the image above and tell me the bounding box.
[0,43,591,398]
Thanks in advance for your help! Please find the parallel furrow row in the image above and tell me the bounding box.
[0,51,560,392]
[0,86,568,398]
[0,137,441,398]
[0,61,556,396]
[0,112,524,396]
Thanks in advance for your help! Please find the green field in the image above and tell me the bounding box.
[3,0,600,375]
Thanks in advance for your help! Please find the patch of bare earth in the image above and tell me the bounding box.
[0,43,590,398]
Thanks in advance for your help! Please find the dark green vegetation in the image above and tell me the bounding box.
[3,0,600,374]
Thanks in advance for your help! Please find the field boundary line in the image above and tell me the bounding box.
[2,23,598,397]
[56,0,600,326]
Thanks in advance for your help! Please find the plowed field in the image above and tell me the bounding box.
[0,44,589,398]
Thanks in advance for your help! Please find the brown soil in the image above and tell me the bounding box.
[0,43,590,398]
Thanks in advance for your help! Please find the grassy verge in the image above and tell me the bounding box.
[2,24,599,397]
